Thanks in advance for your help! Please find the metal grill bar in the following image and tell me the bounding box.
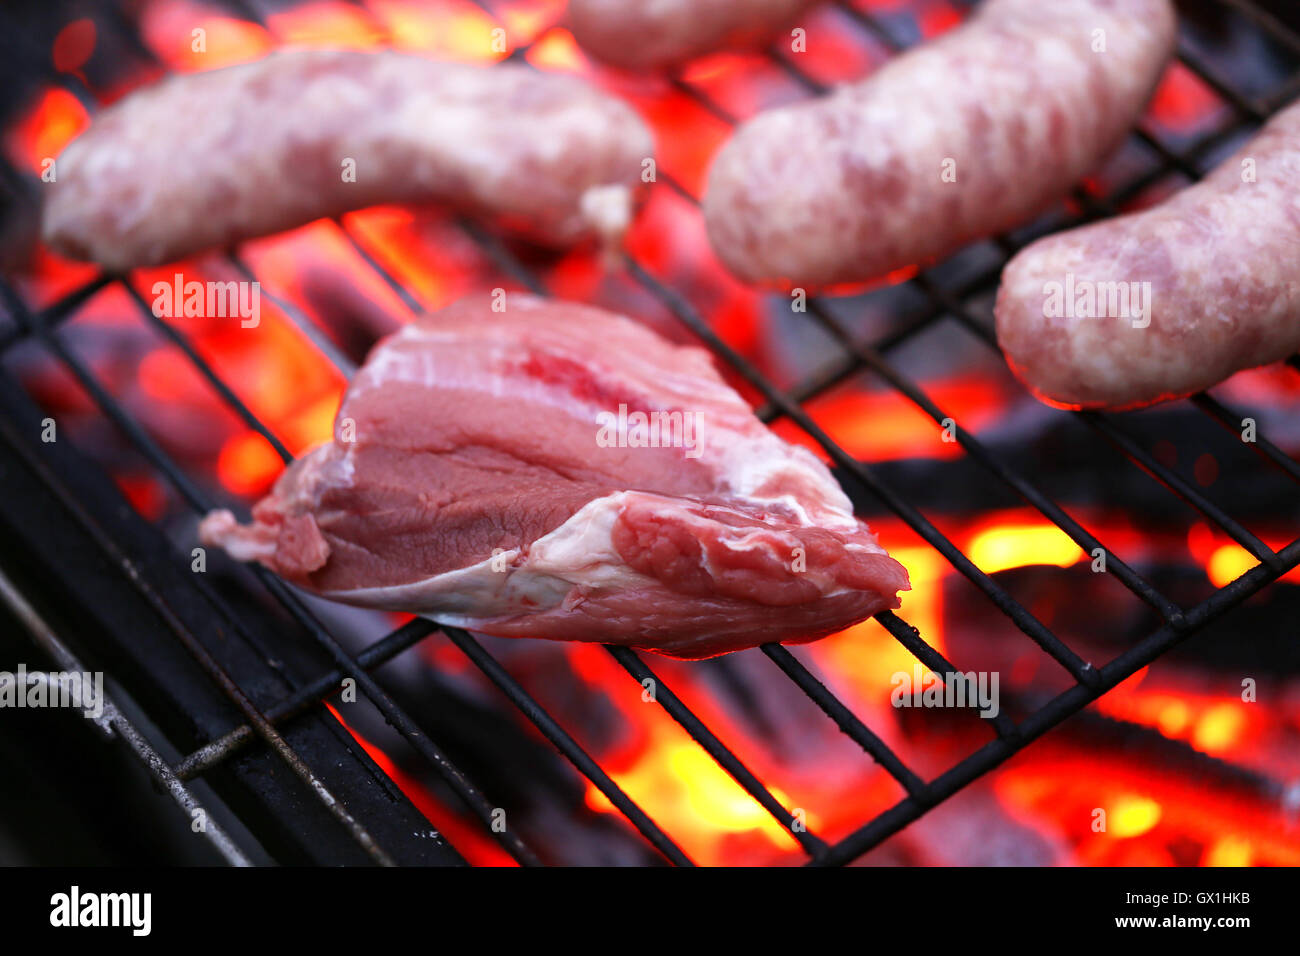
[142,5,702,868]
[442,629,696,866]
[196,200,823,861]
[197,0,851,857]
[1191,392,1300,482]
[820,536,1300,865]
[622,253,1102,686]
[606,645,829,855]
[2,61,689,867]
[1,7,555,867]
[0,0,1297,868]
[0,550,252,867]
[0,279,398,866]
[173,618,438,778]
[759,643,932,793]
[871,610,1017,740]
[666,22,1298,589]
[123,284,295,462]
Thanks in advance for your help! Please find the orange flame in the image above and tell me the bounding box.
[585,726,810,863]
[5,87,89,173]
[141,1,273,71]
[325,704,518,865]
[367,0,507,61]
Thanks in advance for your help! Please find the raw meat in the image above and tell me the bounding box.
[43,50,653,270]
[997,99,1300,409]
[566,0,816,70]
[200,294,908,658]
[702,0,1177,289]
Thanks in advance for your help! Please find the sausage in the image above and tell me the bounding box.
[702,0,1177,290]
[996,100,1300,410]
[566,0,816,70]
[42,49,654,271]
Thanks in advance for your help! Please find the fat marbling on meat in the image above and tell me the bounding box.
[199,294,909,658]
[702,0,1177,290]
[43,49,653,271]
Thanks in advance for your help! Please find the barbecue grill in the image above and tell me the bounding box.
[1,0,1299,867]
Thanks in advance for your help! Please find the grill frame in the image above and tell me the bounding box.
[1,0,1299,867]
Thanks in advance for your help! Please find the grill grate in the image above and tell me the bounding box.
[2,0,1300,866]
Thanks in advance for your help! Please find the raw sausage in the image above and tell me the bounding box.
[996,99,1300,410]
[43,50,654,270]
[566,0,816,70]
[702,0,1177,289]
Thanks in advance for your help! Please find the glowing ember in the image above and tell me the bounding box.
[773,381,1007,463]
[268,1,386,49]
[5,87,89,173]
[526,27,587,73]
[1149,62,1227,133]
[366,0,510,61]
[1207,542,1256,587]
[586,728,809,863]
[140,1,273,70]
[1093,681,1264,759]
[1110,794,1162,838]
[968,523,1086,575]
[217,431,282,497]
[819,544,947,694]
[1203,835,1252,867]
[9,0,1297,868]
[997,752,1300,866]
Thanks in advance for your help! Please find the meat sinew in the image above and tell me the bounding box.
[200,295,908,658]
[43,50,653,270]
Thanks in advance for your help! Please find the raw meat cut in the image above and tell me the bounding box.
[200,294,908,658]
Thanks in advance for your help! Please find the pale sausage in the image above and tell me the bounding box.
[996,99,1300,410]
[43,50,654,270]
[703,0,1177,289]
[567,0,816,70]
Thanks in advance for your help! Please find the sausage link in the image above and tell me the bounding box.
[996,100,1300,410]
[702,0,1177,290]
[42,50,654,270]
[566,0,816,70]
